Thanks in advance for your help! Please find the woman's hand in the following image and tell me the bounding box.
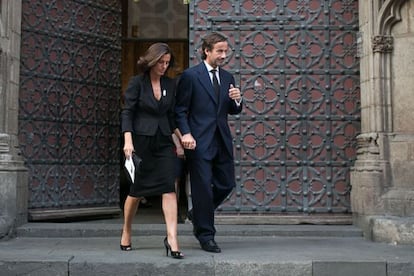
[123,132,134,159]
[172,133,185,158]
[176,145,185,158]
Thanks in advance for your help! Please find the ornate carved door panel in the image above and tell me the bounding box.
[190,0,360,214]
[19,0,121,219]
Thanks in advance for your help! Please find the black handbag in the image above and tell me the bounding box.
[131,153,142,173]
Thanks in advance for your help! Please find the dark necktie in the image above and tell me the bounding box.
[210,69,220,99]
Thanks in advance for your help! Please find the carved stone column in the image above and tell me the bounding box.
[351,0,414,244]
[0,0,28,239]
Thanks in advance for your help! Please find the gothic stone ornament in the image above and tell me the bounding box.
[372,35,394,53]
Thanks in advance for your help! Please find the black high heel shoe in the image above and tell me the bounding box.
[120,244,132,251]
[120,230,132,251]
[163,237,184,259]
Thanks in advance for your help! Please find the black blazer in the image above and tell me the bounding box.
[121,74,176,136]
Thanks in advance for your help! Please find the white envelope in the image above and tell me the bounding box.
[124,157,135,183]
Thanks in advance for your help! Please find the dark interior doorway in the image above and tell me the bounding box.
[119,0,190,222]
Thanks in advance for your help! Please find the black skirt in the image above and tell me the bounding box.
[129,129,175,197]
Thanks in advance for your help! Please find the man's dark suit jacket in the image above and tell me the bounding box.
[121,74,176,136]
[175,62,242,159]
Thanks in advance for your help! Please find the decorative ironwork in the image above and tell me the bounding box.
[190,0,360,214]
[19,0,121,210]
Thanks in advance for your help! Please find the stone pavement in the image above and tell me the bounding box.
[1,219,414,276]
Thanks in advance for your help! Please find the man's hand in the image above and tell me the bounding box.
[181,133,196,150]
[228,84,241,101]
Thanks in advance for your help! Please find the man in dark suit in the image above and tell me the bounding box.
[175,32,242,253]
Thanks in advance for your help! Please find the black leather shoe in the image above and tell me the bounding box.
[201,240,221,253]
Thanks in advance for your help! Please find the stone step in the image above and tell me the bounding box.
[6,217,414,275]
[15,223,362,238]
[1,235,414,276]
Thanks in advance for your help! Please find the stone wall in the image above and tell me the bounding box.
[351,0,414,245]
[0,0,27,239]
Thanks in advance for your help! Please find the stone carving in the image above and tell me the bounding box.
[0,134,9,153]
[372,35,393,53]
[355,133,380,158]
[377,0,407,35]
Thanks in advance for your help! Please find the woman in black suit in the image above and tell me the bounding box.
[120,43,183,258]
